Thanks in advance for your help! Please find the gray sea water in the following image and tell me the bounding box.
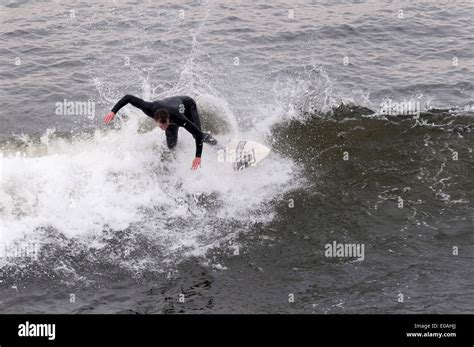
[0,0,473,313]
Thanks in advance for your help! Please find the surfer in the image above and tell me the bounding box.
[104,95,218,170]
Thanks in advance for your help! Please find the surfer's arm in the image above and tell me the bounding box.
[175,112,204,161]
[105,95,155,123]
[112,94,155,114]
[182,120,204,158]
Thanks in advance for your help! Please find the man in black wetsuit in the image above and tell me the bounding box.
[104,95,217,170]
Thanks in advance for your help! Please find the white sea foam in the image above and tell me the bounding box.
[0,102,299,269]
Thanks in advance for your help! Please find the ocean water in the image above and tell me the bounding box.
[0,0,473,313]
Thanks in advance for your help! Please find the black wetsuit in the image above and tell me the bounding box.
[111,95,217,157]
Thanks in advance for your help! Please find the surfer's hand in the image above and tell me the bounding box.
[191,157,201,171]
[104,111,115,124]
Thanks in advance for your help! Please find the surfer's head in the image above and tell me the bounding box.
[154,109,170,130]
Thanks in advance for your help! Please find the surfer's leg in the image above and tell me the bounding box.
[165,124,179,149]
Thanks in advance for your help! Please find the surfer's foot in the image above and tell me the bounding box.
[203,133,218,146]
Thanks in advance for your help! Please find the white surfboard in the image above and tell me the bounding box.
[217,139,271,171]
